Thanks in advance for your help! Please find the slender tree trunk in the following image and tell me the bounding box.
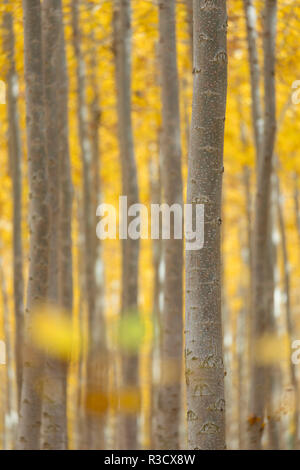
[185,0,228,450]
[40,0,70,450]
[185,0,193,63]
[72,0,107,448]
[243,0,279,448]
[57,3,73,324]
[249,0,277,449]
[237,292,247,450]
[17,0,49,450]
[57,0,73,449]
[113,0,140,450]
[0,259,17,449]
[84,24,108,450]
[265,176,280,449]
[2,7,24,407]
[75,195,86,450]
[155,0,183,450]
[148,158,162,448]
[243,0,263,164]
[294,174,300,245]
[237,100,253,449]
[276,176,299,448]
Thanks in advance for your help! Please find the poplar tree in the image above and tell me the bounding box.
[17,0,49,450]
[155,0,183,450]
[185,0,228,450]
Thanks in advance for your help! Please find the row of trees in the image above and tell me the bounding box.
[1,0,299,450]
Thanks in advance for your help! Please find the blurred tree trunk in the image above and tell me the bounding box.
[84,22,108,450]
[243,0,280,449]
[75,194,86,450]
[155,0,183,450]
[265,176,280,449]
[237,100,252,449]
[57,2,73,325]
[294,174,300,246]
[243,0,263,165]
[0,260,17,449]
[17,0,49,450]
[185,0,193,63]
[148,156,162,448]
[40,0,71,450]
[113,0,140,450]
[185,0,227,450]
[72,0,107,449]
[249,0,277,449]
[2,6,24,407]
[57,4,74,444]
[276,176,299,448]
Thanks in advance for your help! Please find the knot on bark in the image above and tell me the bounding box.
[213,50,228,65]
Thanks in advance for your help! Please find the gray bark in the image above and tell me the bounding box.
[84,22,108,450]
[155,0,183,450]
[243,0,263,164]
[276,176,299,448]
[40,0,70,450]
[2,7,24,408]
[148,157,162,448]
[294,174,300,244]
[0,259,18,449]
[72,0,106,449]
[249,0,277,449]
[185,0,228,450]
[17,0,49,450]
[185,0,193,63]
[113,0,140,450]
[265,176,280,450]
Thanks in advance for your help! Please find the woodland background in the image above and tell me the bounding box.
[0,0,300,451]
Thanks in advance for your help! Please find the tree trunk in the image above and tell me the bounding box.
[40,0,70,450]
[185,0,193,63]
[72,0,107,449]
[84,22,108,450]
[2,7,24,408]
[249,0,277,450]
[57,3,73,324]
[185,0,228,450]
[113,0,140,450]
[148,157,162,448]
[293,173,300,245]
[265,176,280,449]
[276,176,299,448]
[17,0,49,450]
[0,259,18,449]
[243,0,263,164]
[155,0,183,450]
[57,0,73,448]
[75,194,86,450]
[243,0,280,449]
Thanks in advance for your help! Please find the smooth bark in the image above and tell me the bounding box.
[40,0,70,450]
[155,0,183,450]
[276,176,299,448]
[149,157,162,448]
[72,0,107,449]
[84,23,108,450]
[185,0,193,63]
[243,0,263,164]
[249,0,277,449]
[2,7,24,407]
[113,0,140,450]
[0,259,17,449]
[17,0,49,450]
[185,0,228,450]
